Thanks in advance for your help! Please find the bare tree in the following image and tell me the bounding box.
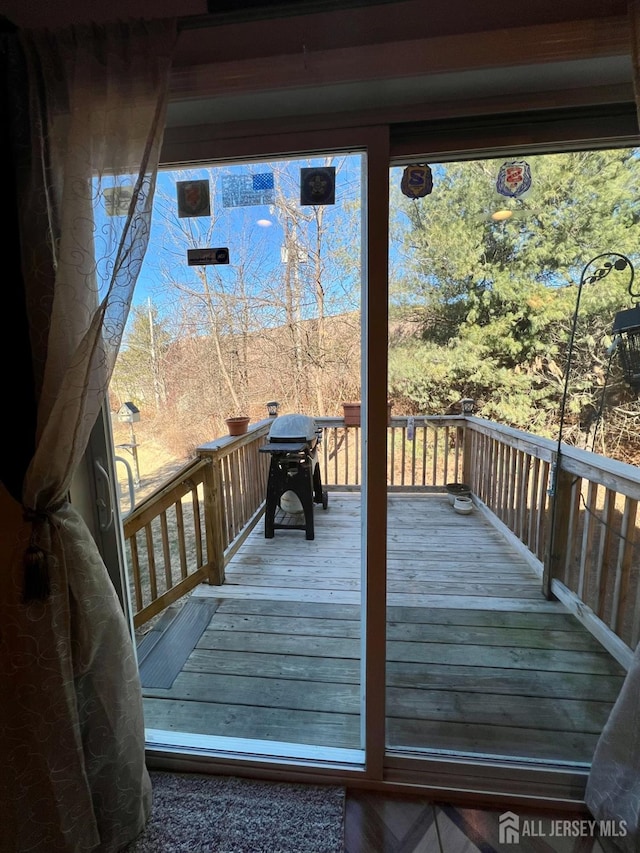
[129,156,363,434]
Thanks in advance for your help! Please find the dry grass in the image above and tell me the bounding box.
[111,420,189,514]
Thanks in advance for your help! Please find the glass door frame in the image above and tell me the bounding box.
[380,120,640,801]
[77,124,392,787]
[78,116,619,803]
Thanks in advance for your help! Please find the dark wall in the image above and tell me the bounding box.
[1,24,36,500]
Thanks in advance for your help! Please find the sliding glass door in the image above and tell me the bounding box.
[384,149,635,780]
[78,114,638,801]
[98,148,371,763]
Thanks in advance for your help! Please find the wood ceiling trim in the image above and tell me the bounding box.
[170,16,630,100]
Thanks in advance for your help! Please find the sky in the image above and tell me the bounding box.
[99,146,640,339]
[127,153,365,329]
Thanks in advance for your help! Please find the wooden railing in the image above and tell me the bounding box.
[196,420,271,562]
[316,415,466,488]
[464,419,554,566]
[125,415,462,627]
[463,417,640,665]
[123,419,271,628]
[544,443,640,663]
[123,456,212,628]
[123,413,640,665]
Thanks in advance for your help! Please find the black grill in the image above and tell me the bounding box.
[259,414,328,540]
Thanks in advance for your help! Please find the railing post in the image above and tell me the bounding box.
[202,454,225,585]
[461,421,472,488]
[543,457,572,599]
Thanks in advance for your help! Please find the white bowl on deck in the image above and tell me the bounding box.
[453,496,473,514]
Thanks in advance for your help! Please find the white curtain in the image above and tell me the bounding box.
[585,643,640,853]
[0,19,177,852]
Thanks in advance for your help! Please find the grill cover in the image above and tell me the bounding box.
[268,413,317,442]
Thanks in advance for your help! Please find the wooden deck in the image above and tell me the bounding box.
[138,493,626,764]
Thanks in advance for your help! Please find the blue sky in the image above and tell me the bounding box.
[130,154,364,329]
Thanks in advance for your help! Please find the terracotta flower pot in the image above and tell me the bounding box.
[342,402,361,426]
[342,401,392,427]
[225,416,250,436]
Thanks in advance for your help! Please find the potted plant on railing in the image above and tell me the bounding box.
[342,402,361,426]
[225,415,251,436]
[342,401,393,426]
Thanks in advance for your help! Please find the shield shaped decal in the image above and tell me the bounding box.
[401,164,433,199]
[496,161,532,198]
[177,180,211,217]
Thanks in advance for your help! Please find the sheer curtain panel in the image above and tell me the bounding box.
[0,19,177,853]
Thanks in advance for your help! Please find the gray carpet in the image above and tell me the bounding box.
[125,771,345,853]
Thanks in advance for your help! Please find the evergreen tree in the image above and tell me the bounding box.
[389,149,640,448]
[111,301,171,413]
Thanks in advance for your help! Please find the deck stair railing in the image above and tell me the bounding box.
[122,414,640,666]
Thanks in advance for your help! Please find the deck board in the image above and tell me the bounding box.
[140,493,625,764]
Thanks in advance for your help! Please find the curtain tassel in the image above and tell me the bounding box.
[22,507,53,603]
[23,544,51,602]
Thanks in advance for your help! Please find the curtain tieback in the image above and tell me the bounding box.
[22,503,63,604]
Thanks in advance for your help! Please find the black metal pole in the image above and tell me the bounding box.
[545,252,633,598]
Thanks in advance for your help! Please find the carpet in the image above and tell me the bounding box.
[124,771,345,853]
